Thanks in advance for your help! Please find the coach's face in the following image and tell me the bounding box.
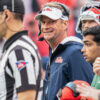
[0,12,7,39]
[41,16,68,42]
[81,20,99,33]
[81,35,100,63]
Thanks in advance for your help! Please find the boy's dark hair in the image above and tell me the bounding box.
[83,25,100,44]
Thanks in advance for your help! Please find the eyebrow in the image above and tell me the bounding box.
[83,40,90,44]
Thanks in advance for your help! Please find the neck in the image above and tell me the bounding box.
[5,20,23,40]
[48,34,66,51]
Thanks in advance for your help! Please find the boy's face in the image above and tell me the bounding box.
[82,35,100,63]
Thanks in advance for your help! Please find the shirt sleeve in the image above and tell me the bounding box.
[8,48,41,93]
[68,49,93,84]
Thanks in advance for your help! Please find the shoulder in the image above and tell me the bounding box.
[10,35,38,53]
[64,41,83,56]
[61,36,83,54]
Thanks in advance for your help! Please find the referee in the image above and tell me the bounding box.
[0,0,43,100]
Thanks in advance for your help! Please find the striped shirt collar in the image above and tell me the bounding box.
[3,30,28,53]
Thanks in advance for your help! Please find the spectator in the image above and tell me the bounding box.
[0,0,43,100]
[75,1,100,89]
[82,26,100,89]
[76,1,100,34]
[77,26,100,100]
[35,2,93,100]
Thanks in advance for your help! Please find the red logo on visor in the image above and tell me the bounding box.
[55,57,63,63]
[43,8,52,12]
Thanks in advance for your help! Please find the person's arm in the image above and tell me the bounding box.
[18,90,36,100]
[93,57,100,76]
[8,48,41,100]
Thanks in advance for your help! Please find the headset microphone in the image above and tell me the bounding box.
[38,37,44,41]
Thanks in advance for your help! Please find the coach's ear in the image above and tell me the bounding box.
[63,20,68,31]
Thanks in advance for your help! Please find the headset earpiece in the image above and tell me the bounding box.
[57,3,69,17]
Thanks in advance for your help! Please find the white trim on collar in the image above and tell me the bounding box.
[61,36,82,44]
[52,36,82,53]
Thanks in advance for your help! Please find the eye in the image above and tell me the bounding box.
[41,21,45,25]
[48,20,56,24]
[86,43,91,47]
[82,20,87,24]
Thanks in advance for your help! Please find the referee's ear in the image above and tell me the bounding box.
[3,9,12,21]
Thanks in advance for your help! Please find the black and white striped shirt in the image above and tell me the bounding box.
[0,31,43,100]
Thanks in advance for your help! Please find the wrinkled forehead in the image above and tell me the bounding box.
[41,15,57,21]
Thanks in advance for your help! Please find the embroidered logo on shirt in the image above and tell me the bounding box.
[16,60,28,71]
[55,57,63,63]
